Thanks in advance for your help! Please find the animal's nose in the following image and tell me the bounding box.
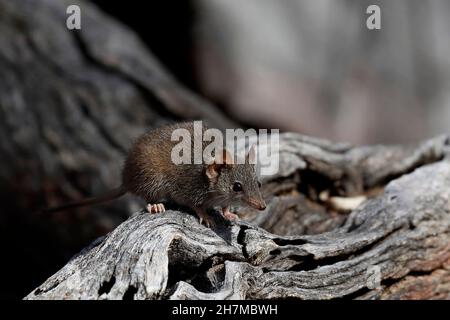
[248,198,266,210]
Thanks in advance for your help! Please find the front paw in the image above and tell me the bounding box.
[222,207,239,221]
[195,209,215,228]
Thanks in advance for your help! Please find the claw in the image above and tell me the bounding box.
[195,209,214,228]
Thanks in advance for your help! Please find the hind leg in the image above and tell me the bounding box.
[147,203,166,214]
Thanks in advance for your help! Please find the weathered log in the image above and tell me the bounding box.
[26,134,450,299]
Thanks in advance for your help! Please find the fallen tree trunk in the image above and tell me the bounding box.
[26,134,450,299]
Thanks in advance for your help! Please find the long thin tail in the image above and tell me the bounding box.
[38,186,127,214]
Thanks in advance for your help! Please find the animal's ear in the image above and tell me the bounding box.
[246,144,257,164]
[215,148,234,165]
[206,149,233,180]
[206,164,219,180]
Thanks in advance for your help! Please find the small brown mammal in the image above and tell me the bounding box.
[42,122,266,227]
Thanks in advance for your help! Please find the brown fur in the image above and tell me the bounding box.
[42,122,266,225]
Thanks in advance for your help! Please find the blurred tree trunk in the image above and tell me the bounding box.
[0,0,235,298]
[0,0,235,216]
[193,0,450,144]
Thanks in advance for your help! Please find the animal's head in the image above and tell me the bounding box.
[206,146,266,210]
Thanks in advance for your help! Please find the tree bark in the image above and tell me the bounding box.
[26,134,450,299]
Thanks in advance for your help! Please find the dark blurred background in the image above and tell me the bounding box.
[0,0,449,299]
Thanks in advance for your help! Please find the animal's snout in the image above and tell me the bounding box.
[248,198,266,211]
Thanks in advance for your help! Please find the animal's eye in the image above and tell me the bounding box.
[233,182,243,192]
[257,181,262,188]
